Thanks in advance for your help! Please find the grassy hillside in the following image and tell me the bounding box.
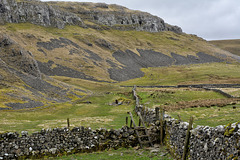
[1,23,236,82]
[1,22,238,108]
[210,39,240,56]
[1,22,240,128]
[120,63,240,86]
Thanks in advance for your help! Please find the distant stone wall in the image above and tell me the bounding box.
[125,83,240,98]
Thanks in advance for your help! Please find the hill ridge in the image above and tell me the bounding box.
[0,0,182,33]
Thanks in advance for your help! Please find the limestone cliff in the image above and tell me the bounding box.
[0,0,84,29]
[0,0,182,33]
[52,2,182,33]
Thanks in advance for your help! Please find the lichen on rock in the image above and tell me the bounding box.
[0,0,84,29]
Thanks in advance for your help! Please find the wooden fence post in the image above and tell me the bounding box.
[160,108,164,145]
[144,107,146,121]
[67,118,70,128]
[138,117,141,126]
[155,107,160,121]
[182,116,194,160]
[162,109,165,121]
[130,119,133,128]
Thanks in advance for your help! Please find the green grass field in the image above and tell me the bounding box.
[135,87,240,127]
[0,90,136,133]
[53,147,172,160]
[1,86,239,134]
[137,88,226,108]
[169,104,240,127]
[1,62,240,133]
[120,63,240,86]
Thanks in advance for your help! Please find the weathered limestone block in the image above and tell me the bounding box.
[0,0,84,29]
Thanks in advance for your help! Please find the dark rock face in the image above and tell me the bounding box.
[37,38,80,50]
[6,100,44,109]
[84,49,103,61]
[37,60,93,80]
[0,0,83,29]
[137,49,174,67]
[95,39,113,50]
[171,52,191,65]
[0,34,41,78]
[196,52,225,63]
[37,60,108,83]
[109,49,225,81]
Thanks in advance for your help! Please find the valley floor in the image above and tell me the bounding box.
[1,61,240,159]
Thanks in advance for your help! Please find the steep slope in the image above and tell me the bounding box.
[0,0,239,109]
[210,39,240,56]
[2,23,236,82]
[0,33,86,110]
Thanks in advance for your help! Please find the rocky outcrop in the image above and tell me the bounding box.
[0,0,182,33]
[0,34,41,78]
[0,0,84,29]
[59,2,182,33]
[0,34,86,109]
[91,11,182,33]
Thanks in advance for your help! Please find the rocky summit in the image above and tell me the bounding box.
[0,0,239,109]
[0,0,83,29]
[0,0,182,32]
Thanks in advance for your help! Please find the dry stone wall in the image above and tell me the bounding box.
[189,124,240,159]
[0,124,159,159]
[0,126,141,159]
[126,83,240,98]
[165,119,240,159]
[132,86,240,160]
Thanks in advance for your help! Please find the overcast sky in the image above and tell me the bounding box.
[42,0,240,40]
